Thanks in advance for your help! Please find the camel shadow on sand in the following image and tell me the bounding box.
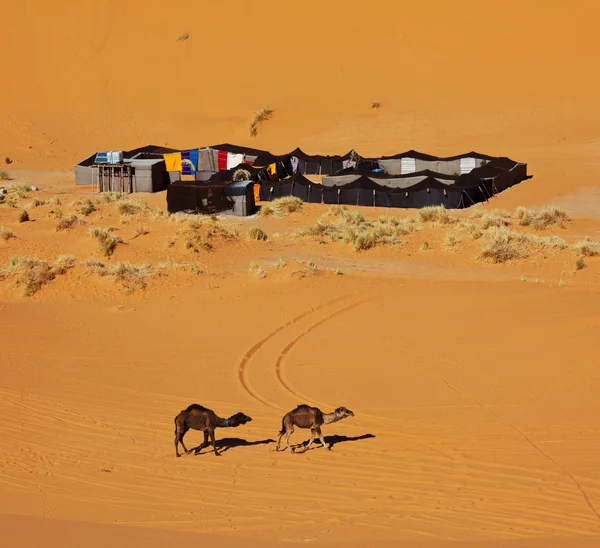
[191,437,275,455]
[291,433,376,452]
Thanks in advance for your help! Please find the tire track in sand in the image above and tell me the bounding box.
[237,295,350,407]
[274,299,370,403]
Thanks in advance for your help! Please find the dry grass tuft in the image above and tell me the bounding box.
[4,254,76,296]
[444,233,461,249]
[259,196,303,218]
[32,198,49,207]
[573,238,600,257]
[18,209,29,223]
[132,224,149,238]
[89,225,123,257]
[50,196,62,206]
[0,171,11,180]
[478,228,526,263]
[0,226,15,240]
[100,192,124,203]
[51,254,76,275]
[371,100,381,109]
[480,210,511,229]
[575,257,586,271]
[184,234,213,253]
[420,241,431,251]
[56,214,79,231]
[516,206,570,229]
[83,258,106,275]
[416,205,456,225]
[462,221,483,240]
[79,200,97,217]
[248,227,268,241]
[118,199,147,216]
[157,261,203,275]
[249,106,274,137]
[107,262,152,292]
[249,261,267,279]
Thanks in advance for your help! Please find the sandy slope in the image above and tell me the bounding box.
[2,0,600,545]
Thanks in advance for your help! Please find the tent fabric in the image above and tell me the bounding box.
[76,143,530,207]
[181,149,199,176]
[164,153,182,172]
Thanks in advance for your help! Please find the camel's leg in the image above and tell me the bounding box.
[174,425,189,457]
[284,427,294,451]
[209,430,220,456]
[276,431,285,452]
[304,428,316,450]
[316,426,330,451]
[194,432,209,455]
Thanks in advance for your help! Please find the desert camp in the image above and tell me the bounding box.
[75,144,531,214]
[2,1,600,548]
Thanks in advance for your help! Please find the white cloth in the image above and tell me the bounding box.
[227,153,244,170]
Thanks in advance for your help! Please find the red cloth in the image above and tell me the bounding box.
[217,150,228,171]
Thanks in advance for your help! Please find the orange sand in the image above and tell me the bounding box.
[1,1,600,546]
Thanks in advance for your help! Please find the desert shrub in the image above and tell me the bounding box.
[573,238,600,257]
[79,200,97,216]
[480,210,511,229]
[107,262,152,292]
[100,192,123,203]
[185,234,212,253]
[89,225,122,257]
[478,228,526,263]
[575,257,586,271]
[51,255,76,275]
[117,199,146,216]
[420,241,431,251]
[260,196,303,217]
[249,106,273,137]
[56,214,79,231]
[0,226,15,240]
[248,261,267,278]
[0,171,11,180]
[18,209,29,223]
[444,233,461,248]
[83,259,106,275]
[248,227,268,241]
[5,255,75,296]
[371,100,381,109]
[17,185,32,192]
[133,224,149,238]
[416,205,455,224]
[157,261,203,275]
[516,206,569,229]
[32,198,48,207]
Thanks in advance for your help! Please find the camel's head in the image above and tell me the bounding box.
[335,407,354,420]
[229,412,252,427]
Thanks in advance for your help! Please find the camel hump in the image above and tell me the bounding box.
[183,403,208,413]
[293,404,313,413]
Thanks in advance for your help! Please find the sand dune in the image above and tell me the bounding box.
[2,0,600,545]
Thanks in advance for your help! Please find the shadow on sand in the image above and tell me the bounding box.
[192,437,275,455]
[290,433,376,453]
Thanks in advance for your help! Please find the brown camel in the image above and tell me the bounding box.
[276,404,354,452]
[174,404,252,457]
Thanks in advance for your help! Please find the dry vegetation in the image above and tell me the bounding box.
[259,196,303,218]
[18,209,29,223]
[0,255,76,296]
[89,226,123,257]
[249,106,274,137]
[56,215,80,231]
[0,226,16,240]
[248,227,268,241]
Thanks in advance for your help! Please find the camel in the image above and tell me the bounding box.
[276,404,354,452]
[174,404,252,457]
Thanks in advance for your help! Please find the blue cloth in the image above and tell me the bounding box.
[181,149,199,175]
[95,152,109,163]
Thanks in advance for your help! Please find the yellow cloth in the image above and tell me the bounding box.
[267,163,277,175]
[164,153,182,172]
[253,184,261,203]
